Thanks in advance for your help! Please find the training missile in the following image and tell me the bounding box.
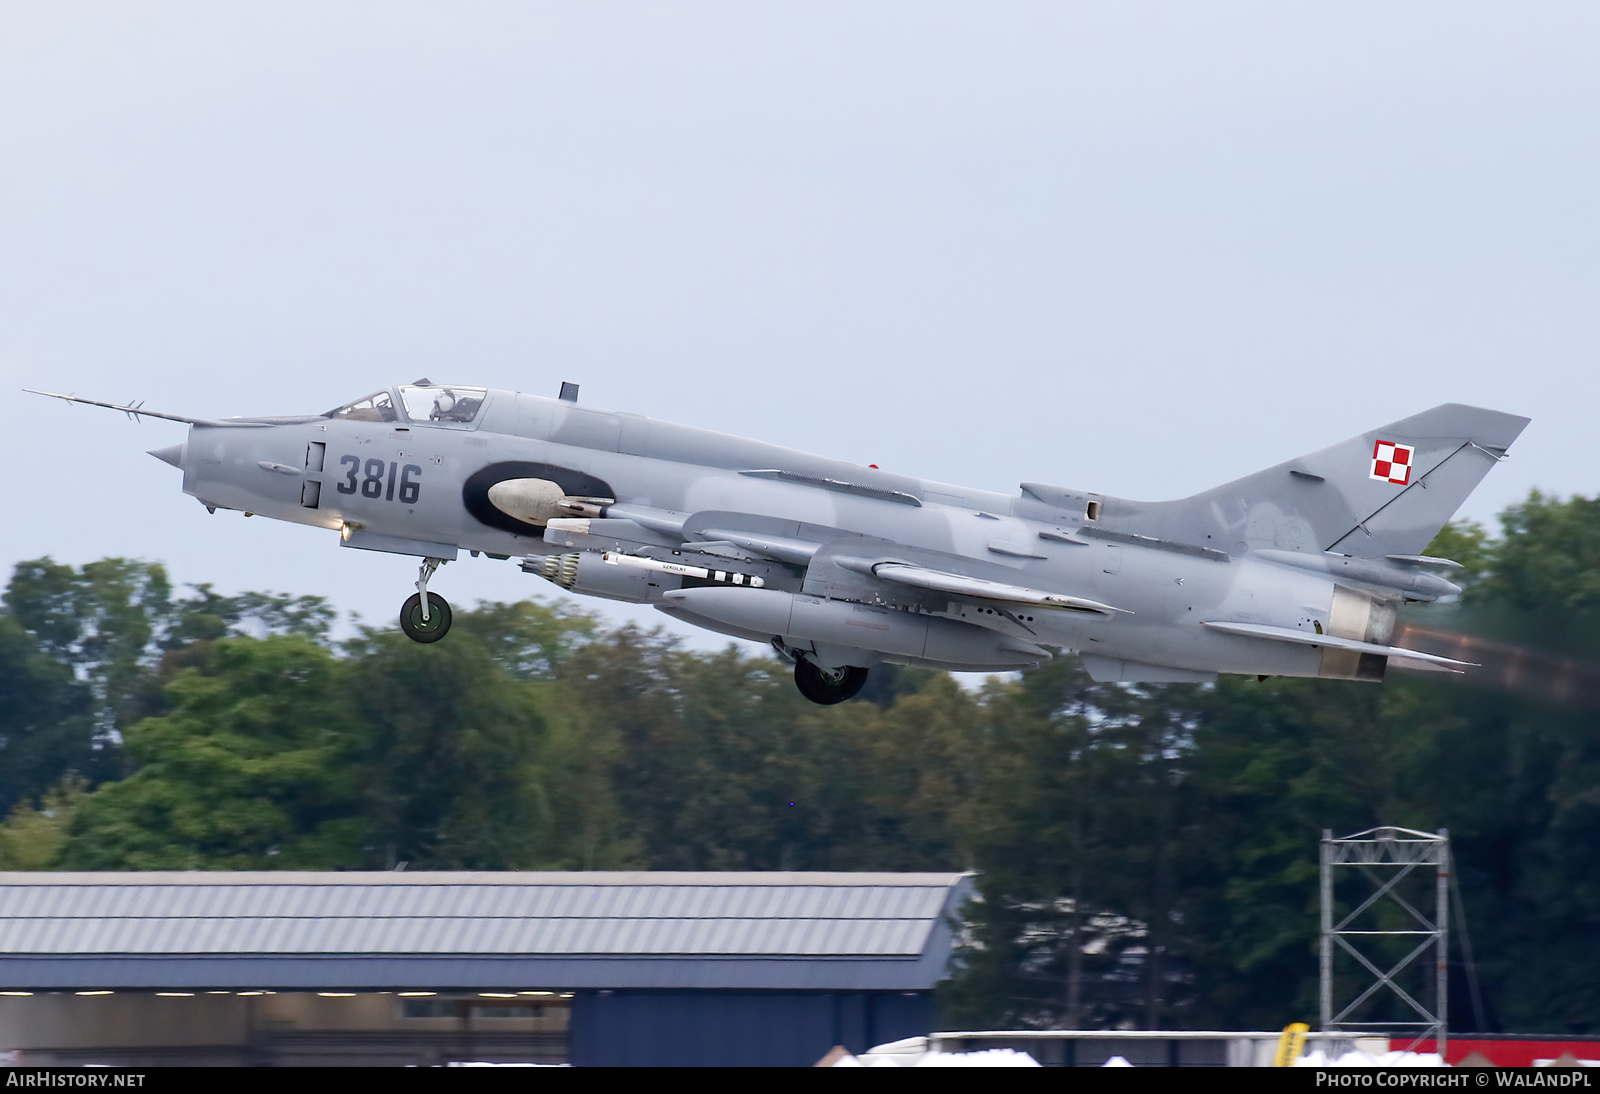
[601,551,765,587]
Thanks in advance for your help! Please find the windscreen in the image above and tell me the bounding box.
[325,391,399,423]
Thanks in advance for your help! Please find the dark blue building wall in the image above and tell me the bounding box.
[569,989,934,1067]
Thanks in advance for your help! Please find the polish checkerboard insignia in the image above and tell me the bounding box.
[1370,439,1414,485]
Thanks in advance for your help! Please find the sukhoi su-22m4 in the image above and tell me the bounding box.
[30,382,1527,704]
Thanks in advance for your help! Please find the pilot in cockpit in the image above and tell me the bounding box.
[429,390,477,422]
[416,385,484,423]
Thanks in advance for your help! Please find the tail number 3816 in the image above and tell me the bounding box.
[336,456,422,504]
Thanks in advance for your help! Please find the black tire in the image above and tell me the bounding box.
[400,592,452,643]
[794,661,868,705]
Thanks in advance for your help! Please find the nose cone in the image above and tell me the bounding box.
[148,443,185,468]
[487,477,564,524]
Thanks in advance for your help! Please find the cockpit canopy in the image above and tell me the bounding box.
[326,382,487,425]
[400,384,485,423]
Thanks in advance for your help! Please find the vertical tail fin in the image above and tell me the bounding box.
[1115,404,1530,558]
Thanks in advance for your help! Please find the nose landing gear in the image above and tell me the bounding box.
[399,556,453,643]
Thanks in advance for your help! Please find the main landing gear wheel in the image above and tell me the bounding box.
[400,592,452,643]
[793,661,868,705]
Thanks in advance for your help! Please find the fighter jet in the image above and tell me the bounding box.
[27,382,1527,704]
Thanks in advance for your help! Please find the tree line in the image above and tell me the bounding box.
[1,490,1597,1033]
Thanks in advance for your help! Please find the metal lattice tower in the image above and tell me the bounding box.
[1320,827,1449,1054]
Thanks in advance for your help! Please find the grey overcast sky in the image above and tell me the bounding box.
[2,2,1596,641]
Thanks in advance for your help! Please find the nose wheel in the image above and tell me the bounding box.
[399,557,453,643]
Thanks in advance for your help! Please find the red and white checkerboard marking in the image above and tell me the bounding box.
[1370,439,1414,485]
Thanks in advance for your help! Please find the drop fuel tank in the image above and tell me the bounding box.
[663,586,1049,670]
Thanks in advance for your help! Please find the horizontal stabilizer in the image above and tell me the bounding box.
[865,562,1129,616]
[1202,620,1473,672]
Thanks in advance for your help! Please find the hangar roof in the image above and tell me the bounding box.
[0,872,971,992]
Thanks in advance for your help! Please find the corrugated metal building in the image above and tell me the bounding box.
[0,871,969,1066]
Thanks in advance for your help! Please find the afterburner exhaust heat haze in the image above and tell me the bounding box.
[29,383,1528,704]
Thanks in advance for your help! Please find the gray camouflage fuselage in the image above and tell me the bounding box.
[93,384,1531,685]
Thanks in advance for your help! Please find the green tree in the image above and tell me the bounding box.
[0,558,336,804]
[554,628,814,871]
[0,615,94,815]
[0,776,89,870]
[167,584,336,648]
[1481,492,1600,616]
[1424,520,1493,589]
[62,636,368,869]
[551,626,971,872]
[947,659,1217,1030]
[4,557,174,753]
[450,598,597,680]
[346,630,551,869]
